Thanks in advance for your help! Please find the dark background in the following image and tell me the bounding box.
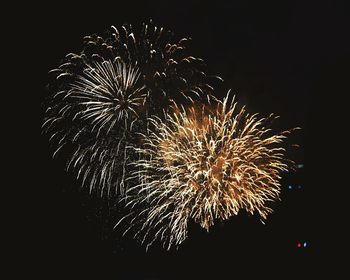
[32,0,347,278]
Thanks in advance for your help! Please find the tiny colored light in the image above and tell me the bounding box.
[297,243,301,248]
[298,185,302,189]
[303,242,307,248]
[288,185,292,190]
[297,164,304,168]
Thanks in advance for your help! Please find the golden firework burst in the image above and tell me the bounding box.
[120,92,295,250]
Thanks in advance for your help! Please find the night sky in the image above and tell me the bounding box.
[33,1,347,278]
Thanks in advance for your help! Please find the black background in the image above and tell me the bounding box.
[31,0,347,278]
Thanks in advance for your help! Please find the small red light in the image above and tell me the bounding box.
[297,243,301,248]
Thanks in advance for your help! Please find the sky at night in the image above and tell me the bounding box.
[28,0,348,278]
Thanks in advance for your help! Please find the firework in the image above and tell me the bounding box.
[43,20,221,196]
[119,92,295,250]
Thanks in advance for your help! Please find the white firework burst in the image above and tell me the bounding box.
[43,20,221,196]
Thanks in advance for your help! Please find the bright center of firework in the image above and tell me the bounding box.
[71,60,147,131]
[159,113,233,191]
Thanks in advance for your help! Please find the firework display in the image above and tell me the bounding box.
[43,20,220,196]
[43,21,297,251]
[119,93,295,250]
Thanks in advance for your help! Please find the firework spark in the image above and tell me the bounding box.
[43,20,221,196]
[119,92,295,250]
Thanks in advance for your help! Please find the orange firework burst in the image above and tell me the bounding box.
[119,92,296,250]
